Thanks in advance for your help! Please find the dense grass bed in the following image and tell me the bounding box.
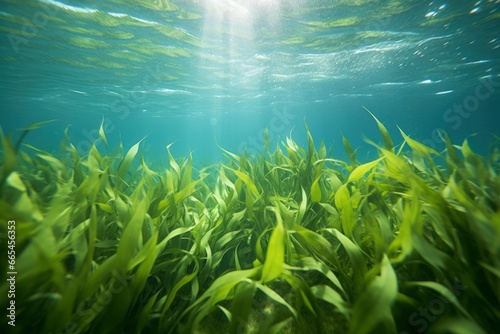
[0,118,499,334]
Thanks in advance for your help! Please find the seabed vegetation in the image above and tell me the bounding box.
[0,116,499,334]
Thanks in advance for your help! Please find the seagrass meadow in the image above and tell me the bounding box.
[0,116,499,334]
[3,0,500,332]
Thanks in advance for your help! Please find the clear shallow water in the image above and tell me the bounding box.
[0,0,499,162]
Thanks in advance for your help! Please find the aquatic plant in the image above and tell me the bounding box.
[0,116,499,334]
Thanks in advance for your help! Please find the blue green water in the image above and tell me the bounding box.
[1,0,499,162]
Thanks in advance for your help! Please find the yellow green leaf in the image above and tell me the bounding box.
[348,157,383,183]
[310,176,322,202]
[261,207,286,282]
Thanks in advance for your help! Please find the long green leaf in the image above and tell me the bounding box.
[262,206,286,282]
[363,106,394,151]
[349,255,397,334]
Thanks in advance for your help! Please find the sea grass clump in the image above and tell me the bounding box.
[0,117,498,334]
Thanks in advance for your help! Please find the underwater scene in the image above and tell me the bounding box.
[1,0,500,333]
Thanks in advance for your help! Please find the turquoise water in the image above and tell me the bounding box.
[1,0,499,162]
